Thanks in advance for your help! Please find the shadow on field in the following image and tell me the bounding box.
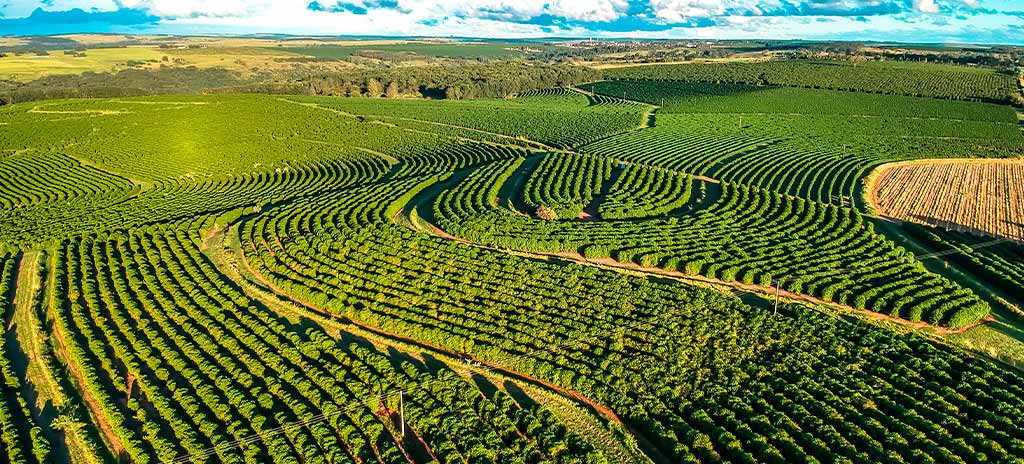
[909,214,1008,241]
[471,373,500,400]
[502,380,538,409]
[988,311,1024,344]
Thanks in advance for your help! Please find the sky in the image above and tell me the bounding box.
[0,1,1022,45]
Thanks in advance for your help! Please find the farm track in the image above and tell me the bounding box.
[205,220,655,464]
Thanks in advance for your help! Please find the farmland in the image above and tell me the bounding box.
[871,160,1024,242]
[602,60,1020,103]
[1,50,1024,464]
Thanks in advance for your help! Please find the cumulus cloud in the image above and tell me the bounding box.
[1,0,1022,44]
[914,0,940,13]
[117,0,273,18]
[420,0,631,23]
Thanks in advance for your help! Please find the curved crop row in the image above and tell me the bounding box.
[240,169,1024,464]
[583,80,1020,122]
[0,154,392,247]
[0,151,133,209]
[0,254,53,464]
[599,164,693,220]
[901,223,1024,299]
[440,160,990,328]
[523,153,612,219]
[303,94,645,149]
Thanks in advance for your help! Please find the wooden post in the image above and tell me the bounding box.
[399,390,405,438]
[773,280,781,316]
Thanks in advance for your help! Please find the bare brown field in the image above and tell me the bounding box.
[870,159,1024,242]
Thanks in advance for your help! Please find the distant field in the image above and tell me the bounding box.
[0,47,165,80]
[281,42,533,59]
[581,80,1024,205]
[0,40,541,81]
[871,159,1024,242]
[603,59,1020,103]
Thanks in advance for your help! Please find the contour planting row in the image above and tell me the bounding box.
[54,228,601,464]
[0,151,134,209]
[0,154,392,247]
[581,121,777,177]
[523,153,612,219]
[239,175,1024,463]
[901,223,1024,299]
[437,159,989,328]
[394,142,528,179]
[711,143,870,205]
[302,94,646,149]
[581,107,1022,207]
[599,164,694,220]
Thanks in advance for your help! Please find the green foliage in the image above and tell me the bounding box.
[523,153,612,218]
[584,80,1019,121]
[902,223,1024,299]
[244,165,1024,464]
[599,164,693,219]
[53,228,603,463]
[296,91,645,149]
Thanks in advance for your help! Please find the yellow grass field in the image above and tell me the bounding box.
[870,159,1024,242]
[0,47,165,80]
[0,36,415,81]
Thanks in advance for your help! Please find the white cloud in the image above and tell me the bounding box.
[914,0,940,13]
[118,0,279,18]
[649,0,729,22]
[2,0,1022,45]
[1,0,119,17]
[415,0,630,23]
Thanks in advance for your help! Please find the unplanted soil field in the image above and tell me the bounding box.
[871,159,1024,242]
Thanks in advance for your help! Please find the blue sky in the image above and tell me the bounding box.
[1,1,1022,45]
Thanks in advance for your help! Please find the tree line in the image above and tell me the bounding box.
[0,61,600,105]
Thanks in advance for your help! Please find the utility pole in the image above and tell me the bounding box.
[739,115,743,129]
[399,390,405,438]
[773,279,781,316]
